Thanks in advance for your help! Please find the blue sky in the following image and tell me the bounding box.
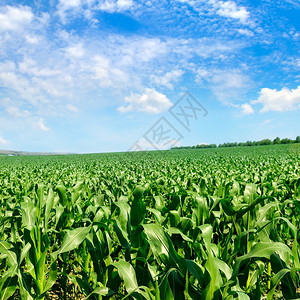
[0,0,299,153]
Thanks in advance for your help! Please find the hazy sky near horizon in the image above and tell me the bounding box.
[0,0,299,153]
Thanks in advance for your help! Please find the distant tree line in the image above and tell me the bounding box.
[171,136,300,150]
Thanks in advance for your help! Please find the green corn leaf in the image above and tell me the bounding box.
[166,227,193,242]
[267,269,290,300]
[21,202,36,229]
[0,273,18,300]
[113,260,138,293]
[275,217,300,269]
[86,286,115,299]
[270,253,298,300]
[186,260,204,287]
[159,269,176,300]
[18,270,34,300]
[114,200,131,232]
[44,187,54,232]
[231,242,293,280]
[19,243,31,266]
[131,186,146,227]
[53,225,91,257]
[0,241,17,267]
[55,185,68,207]
[143,223,187,275]
[44,260,58,292]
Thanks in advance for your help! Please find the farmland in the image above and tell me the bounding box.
[0,144,299,299]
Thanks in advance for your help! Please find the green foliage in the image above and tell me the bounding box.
[172,135,300,149]
[0,144,299,299]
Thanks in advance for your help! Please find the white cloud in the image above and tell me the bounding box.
[0,68,64,105]
[18,57,60,77]
[0,98,11,106]
[283,57,300,71]
[0,135,9,145]
[97,0,134,13]
[0,97,53,134]
[0,55,75,108]
[38,118,50,131]
[122,37,169,63]
[92,55,130,88]
[151,70,184,89]
[283,0,300,8]
[24,34,40,44]
[59,0,82,8]
[65,43,85,58]
[0,5,248,121]
[252,86,300,112]
[66,104,79,112]
[0,61,16,72]
[118,88,172,114]
[118,0,133,9]
[173,38,243,61]
[241,103,254,115]
[0,17,243,108]
[176,0,250,25]
[211,0,249,24]
[0,5,34,32]
[56,0,134,19]
[6,106,31,118]
[261,119,272,125]
[57,0,85,22]
[237,28,254,36]
[196,68,250,102]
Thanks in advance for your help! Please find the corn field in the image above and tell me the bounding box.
[0,144,299,299]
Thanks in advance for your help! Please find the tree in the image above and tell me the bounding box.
[259,139,272,145]
[281,138,292,144]
[296,136,300,143]
[273,137,281,144]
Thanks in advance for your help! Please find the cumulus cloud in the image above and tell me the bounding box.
[97,0,134,12]
[211,0,249,24]
[252,86,300,112]
[59,0,82,8]
[118,88,172,114]
[0,5,33,32]
[57,0,85,22]
[241,103,254,115]
[37,118,50,131]
[0,135,9,145]
[65,43,85,58]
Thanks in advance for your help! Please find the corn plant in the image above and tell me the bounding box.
[0,144,299,299]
